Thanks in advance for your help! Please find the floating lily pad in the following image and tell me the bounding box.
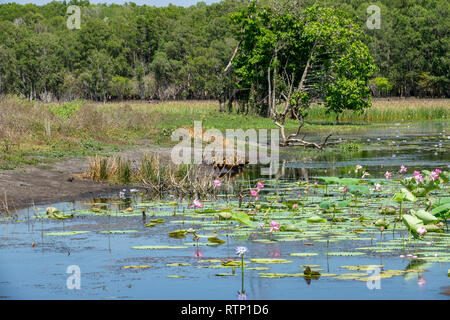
[250,258,292,264]
[258,272,288,278]
[307,215,327,223]
[132,245,188,250]
[290,252,318,257]
[44,231,90,236]
[123,265,151,269]
[169,230,187,238]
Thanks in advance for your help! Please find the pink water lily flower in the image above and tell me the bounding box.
[414,171,424,184]
[269,221,280,232]
[250,189,259,197]
[213,179,222,189]
[355,165,363,173]
[292,203,298,210]
[434,169,441,174]
[257,181,264,189]
[374,183,382,191]
[430,171,439,181]
[399,165,407,173]
[384,171,392,179]
[190,199,203,209]
[418,276,426,287]
[417,226,427,236]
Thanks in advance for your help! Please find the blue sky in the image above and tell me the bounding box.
[0,0,222,7]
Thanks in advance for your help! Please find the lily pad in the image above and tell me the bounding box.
[44,231,90,236]
[123,265,151,269]
[250,258,292,264]
[290,253,319,257]
[132,245,188,250]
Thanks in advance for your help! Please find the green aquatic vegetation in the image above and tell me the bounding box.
[317,177,362,186]
[411,210,439,224]
[392,188,417,221]
[207,236,226,244]
[24,172,447,294]
[393,188,417,203]
[145,219,166,227]
[169,230,188,238]
[319,200,351,212]
[246,267,270,271]
[340,265,384,271]
[45,207,73,220]
[290,253,319,257]
[374,218,390,228]
[306,215,327,223]
[250,258,293,264]
[44,231,90,236]
[400,170,448,197]
[279,223,303,232]
[229,211,254,227]
[132,245,188,250]
[258,273,289,278]
[346,185,370,196]
[430,203,450,220]
[380,207,397,215]
[217,212,232,220]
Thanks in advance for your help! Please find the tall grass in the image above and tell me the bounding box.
[307,98,449,122]
[83,153,222,196]
[1,95,448,168]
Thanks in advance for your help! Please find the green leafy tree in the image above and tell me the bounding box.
[230,2,377,146]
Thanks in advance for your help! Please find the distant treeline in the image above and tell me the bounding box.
[0,0,448,102]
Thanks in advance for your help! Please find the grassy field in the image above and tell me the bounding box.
[0,95,448,169]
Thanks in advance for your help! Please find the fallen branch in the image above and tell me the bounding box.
[284,133,332,150]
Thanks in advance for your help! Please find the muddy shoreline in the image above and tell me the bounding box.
[0,144,172,213]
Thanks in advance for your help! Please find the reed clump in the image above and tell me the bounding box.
[83,153,222,196]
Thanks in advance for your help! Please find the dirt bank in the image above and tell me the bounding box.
[0,143,172,213]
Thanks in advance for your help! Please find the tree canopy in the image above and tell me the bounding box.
[230,1,377,144]
[0,0,448,103]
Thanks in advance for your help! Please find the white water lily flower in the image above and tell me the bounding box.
[235,247,248,256]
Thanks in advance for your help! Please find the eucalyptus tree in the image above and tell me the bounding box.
[230,1,377,147]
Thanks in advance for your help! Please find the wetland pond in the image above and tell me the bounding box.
[0,121,449,299]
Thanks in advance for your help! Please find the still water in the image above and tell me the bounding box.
[0,121,449,299]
